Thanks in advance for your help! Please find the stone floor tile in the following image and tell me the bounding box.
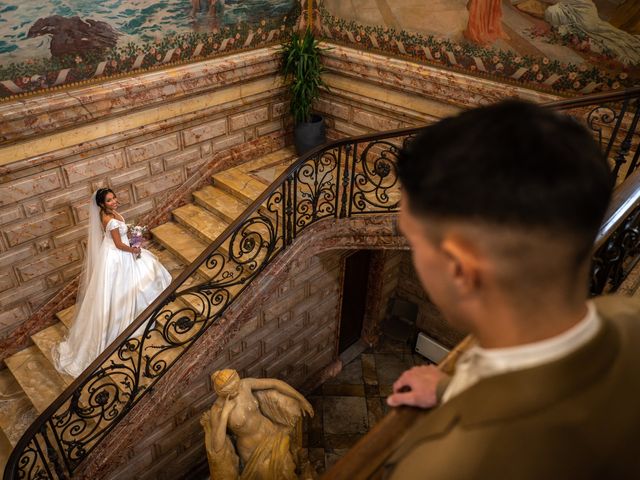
[325,358,362,384]
[366,397,386,428]
[323,396,368,435]
[374,352,416,387]
[361,353,378,385]
[321,384,365,397]
[364,383,380,397]
[324,433,364,449]
[325,448,350,470]
[307,447,326,474]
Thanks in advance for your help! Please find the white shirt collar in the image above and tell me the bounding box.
[442,302,601,403]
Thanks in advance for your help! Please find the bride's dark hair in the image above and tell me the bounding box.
[95,188,115,214]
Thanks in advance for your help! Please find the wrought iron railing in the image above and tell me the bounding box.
[4,87,640,480]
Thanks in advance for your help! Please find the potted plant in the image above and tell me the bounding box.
[281,27,329,155]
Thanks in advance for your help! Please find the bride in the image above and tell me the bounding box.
[54,188,172,378]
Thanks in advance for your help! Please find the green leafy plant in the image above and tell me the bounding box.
[280,27,328,124]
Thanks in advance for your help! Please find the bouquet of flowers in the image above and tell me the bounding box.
[127,224,148,259]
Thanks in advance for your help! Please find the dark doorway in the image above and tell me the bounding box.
[338,250,372,353]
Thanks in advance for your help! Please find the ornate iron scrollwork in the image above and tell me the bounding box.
[351,141,401,214]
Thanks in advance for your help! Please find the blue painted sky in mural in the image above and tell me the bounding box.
[0,0,295,60]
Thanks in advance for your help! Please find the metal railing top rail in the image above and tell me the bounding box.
[5,86,640,479]
[546,86,640,111]
[595,166,640,251]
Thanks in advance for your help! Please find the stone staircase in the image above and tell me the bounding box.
[0,146,297,474]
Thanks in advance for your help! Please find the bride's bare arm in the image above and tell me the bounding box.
[102,214,139,254]
[246,378,313,416]
[109,228,139,254]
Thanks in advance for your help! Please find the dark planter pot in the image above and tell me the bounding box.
[294,114,326,155]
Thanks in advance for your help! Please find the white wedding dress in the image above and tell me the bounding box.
[54,209,172,378]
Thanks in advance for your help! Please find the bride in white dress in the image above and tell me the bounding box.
[54,188,172,378]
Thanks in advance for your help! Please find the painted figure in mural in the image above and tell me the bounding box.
[27,15,119,58]
[545,0,640,64]
[201,369,314,480]
[191,0,225,17]
[464,0,507,45]
[512,0,640,64]
[53,189,171,377]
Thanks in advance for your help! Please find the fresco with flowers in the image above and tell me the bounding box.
[0,0,301,100]
[318,0,640,94]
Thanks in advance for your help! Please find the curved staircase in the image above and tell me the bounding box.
[0,146,296,473]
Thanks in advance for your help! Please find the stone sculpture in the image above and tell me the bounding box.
[201,369,314,480]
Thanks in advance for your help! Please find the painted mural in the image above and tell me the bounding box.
[318,0,640,94]
[0,0,301,99]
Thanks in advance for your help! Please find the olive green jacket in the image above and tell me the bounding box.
[385,296,640,479]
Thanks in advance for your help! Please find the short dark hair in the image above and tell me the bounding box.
[398,100,614,262]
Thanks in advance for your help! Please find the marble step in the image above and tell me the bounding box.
[31,322,75,385]
[193,185,249,224]
[0,368,38,445]
[239,145,296,173]
[151,222,211,278]
[0,428,11,475]
[147,244,187,278]
[172,203,229,244]
[4,346,67,414]
[57,305,74,329]
[213,169,269,204]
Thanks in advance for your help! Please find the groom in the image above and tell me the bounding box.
[384,100,640,478]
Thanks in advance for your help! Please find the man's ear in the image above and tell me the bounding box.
[440,237,481,294]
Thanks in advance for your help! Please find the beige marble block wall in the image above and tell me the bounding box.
[316,44,560,140]
[0,48,289,341]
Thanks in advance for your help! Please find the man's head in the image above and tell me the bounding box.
[397,100,613,333]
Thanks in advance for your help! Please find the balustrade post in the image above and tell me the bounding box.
[339,143,352,218]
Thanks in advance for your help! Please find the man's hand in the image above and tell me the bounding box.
[386,365,448,409]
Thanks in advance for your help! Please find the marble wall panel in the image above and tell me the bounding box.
[42,185,92,211]
[110,165,150,188]
[16,243,82,282]
[134,169,185,200]
[257,120,284,137]
[0,171,62,207]
[182,119,227,147]
[211,132,245,153]
[0,270,14,292]
[63,151,126,184]
[0,244,37,270]
[0,279,45,310]
[229,106,270,131]
[0,305,29,338]
[51,224,87,248]
[3,209,72,247]
[272,100,289,119]
[127,136,180,164]
[0,206,23,225]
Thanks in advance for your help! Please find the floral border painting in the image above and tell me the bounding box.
[317,0,640,94]
[0,0,302,100]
